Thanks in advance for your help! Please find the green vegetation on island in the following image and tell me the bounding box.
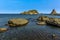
[20,10,39,15]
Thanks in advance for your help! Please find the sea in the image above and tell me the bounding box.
[0,14,60,40]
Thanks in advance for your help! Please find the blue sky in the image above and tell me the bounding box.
[0,0,60,14]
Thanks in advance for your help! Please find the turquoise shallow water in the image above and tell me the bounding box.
[0,14,60,40]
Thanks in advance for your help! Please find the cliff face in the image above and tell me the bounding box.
[51,9,57,15]
[20,10,39,15]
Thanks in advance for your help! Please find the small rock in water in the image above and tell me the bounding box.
[36,21,46,25]
[0,28,8,32]
[52,34,56,38]
[53,34,56,37]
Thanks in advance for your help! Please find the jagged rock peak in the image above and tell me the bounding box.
[51,9,57,15]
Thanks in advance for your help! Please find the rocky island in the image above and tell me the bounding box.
[51,9,57,15]
[20,10,39,15]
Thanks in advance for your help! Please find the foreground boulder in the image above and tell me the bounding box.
[37,16,49,25]
[8,18,28,27]
[46,18,60,27]
[0,28,8,32]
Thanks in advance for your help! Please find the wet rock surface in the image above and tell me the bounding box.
[37,16,49,25]
[46,18,60,27]
[8,18,28,27]
[0,28,8,32]
[37,16,60,27]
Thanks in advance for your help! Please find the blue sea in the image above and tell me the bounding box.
[0,14,60,40]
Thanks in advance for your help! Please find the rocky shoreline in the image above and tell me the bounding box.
[0,15,60,32]
[0,14,60,40]
[37,16,60,27]
[0,9,60,33]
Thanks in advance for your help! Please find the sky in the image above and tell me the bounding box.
[0,0,60,14]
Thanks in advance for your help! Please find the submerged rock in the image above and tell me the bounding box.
[52,34,56,37]
[36,21,46,25]
[8,18,28,27]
